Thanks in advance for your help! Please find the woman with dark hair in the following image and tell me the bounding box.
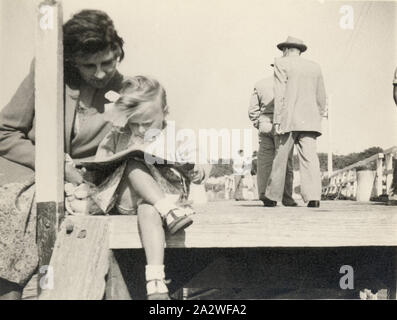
[63,9,125,89]
[0,9,125,299]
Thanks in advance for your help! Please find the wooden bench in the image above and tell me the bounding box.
[38,200,397,300]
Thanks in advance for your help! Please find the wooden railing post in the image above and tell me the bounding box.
[35,0,64,294]
[352,170,358,198]
[376,154,384,197]
[385,153,394,194]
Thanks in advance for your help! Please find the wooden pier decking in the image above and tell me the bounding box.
[31,199,397,300]
[109,200,397,248]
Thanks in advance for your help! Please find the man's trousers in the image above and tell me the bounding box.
[257,131,294,203]
[265,131,321,202]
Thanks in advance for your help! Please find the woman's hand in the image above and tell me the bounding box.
[65,162,84,185]
[274,123,284,135]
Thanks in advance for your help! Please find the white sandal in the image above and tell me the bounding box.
[163,206,195,234]
[146,279,171,300]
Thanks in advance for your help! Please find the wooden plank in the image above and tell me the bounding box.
[37,202,60,270]
[22,275,38,300]
[329,153,382,178]
[39,217,110,300]
[105,251,132,300]
[35,0,64,213]
[109,201,397,249]
[35,0,64,292]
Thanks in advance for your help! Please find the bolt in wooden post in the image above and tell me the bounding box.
[35,0,64,294]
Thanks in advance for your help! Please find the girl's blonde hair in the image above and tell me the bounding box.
[115,75,168,115]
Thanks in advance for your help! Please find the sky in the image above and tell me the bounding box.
[0,0,396,157]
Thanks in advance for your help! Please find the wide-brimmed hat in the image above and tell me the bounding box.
[277,36,307,52]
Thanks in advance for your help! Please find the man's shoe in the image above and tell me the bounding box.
[387,199,397,206]
[387,194,397,206]
[307,201,320,208]
[261,197,277,207]
[282,200,298,207]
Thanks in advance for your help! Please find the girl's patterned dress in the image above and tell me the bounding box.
[86,125,194,215]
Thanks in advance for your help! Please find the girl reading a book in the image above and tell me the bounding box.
[77,75,205,299]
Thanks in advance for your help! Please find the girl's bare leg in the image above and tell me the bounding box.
[119,159,193,237]
[137,204,165,265]
[137,203,170,300]
[124,160,164,205]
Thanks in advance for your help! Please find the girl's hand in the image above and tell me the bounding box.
[189,165,206,184]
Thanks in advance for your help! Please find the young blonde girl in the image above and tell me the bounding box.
[90,75,204,299]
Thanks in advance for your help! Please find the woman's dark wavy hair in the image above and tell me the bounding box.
[63,10,124,87]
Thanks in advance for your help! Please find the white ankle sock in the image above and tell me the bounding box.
[145,264,165,281]
[145,265,168,294]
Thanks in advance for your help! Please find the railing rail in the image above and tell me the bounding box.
[322,146,397,200]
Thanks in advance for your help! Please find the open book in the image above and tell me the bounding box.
[80,135,196,170]
[80,147,167,170]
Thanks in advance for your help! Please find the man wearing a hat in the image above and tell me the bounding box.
[264,36,327,208]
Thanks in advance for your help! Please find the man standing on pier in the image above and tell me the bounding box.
[248,72,297,207]
[264,36,327,208]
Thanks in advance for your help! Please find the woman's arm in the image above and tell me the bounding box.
[0,62,36,169]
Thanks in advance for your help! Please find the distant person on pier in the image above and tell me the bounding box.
[232,149,250,200]
[250,151,259,200]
